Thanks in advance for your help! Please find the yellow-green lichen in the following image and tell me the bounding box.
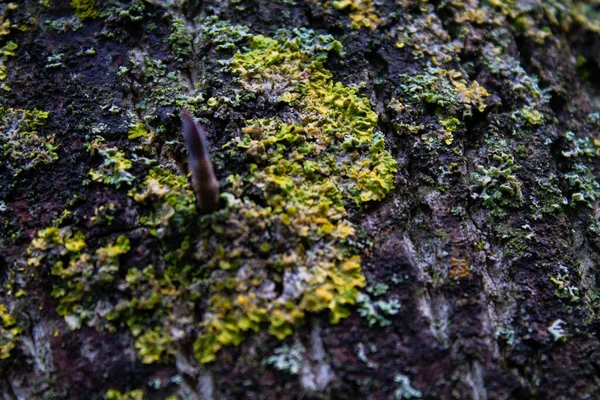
[331,0,378,29]
[188,31,394,361]
[0,3,17,91]
[393,3,457,65]
[28,30,396,367]
[0,107,58,175]
[488,0,600,39]
[128,122,149,140]
[86,137,135,188]
[311,0,378,29]
[105,389,144,400]
[0,304,21,360]
[70,0,99,19]
[27,227,131,330]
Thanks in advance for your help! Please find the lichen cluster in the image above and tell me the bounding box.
[0,3,17,91]
[486,0,600,41]
[471,152,524,210]
[70,0,99,19]
[399,64,489,145]
[86,137,135,188]
[27,29,396,366]
[0,107,57,176]
[330,0,378,29]
[27,227,131,330]
[0,304,21,361]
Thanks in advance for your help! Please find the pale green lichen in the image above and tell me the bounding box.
[394,374,422,399]
[263,342,305,375]
[0,107,58,176]
[471,152,524,209]
[400,64,489,119]
[86,138,135,188]
[550,265,580,303]
[560,131,600,208]
[356,293,401,327]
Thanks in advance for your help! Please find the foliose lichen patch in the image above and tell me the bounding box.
[27,29,396,366]
[0,107,58,176]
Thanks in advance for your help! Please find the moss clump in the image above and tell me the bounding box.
[86,138,135,188]
[70,0,99,19]
[0,107,57,176]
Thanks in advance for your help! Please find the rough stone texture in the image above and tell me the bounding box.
[1,0,600,399]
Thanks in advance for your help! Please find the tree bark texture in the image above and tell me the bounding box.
[1,0,600,399]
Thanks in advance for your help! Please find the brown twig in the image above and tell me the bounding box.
[181,109,220,214]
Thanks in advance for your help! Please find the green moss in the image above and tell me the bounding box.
[0,107,57,175]
[70,0,99,19]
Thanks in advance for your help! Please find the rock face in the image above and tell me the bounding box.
[1,0,600,399]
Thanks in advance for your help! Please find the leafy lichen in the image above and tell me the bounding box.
[86,137,135,188]
[0,304,21,361]
[0,3,17,91]
[0,107,57,176]
[27,227,131,330]
[28,29,396,367]
[471,152,524,210]
[331,0,379,29]
[70,0,99,19]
